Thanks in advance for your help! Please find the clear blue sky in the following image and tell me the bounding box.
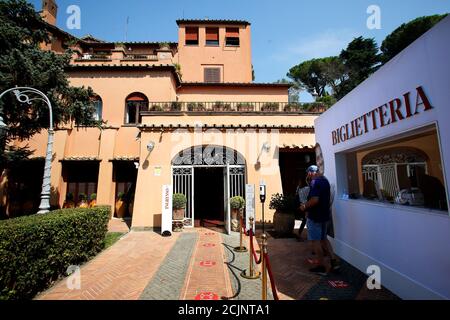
[28,0,450,101]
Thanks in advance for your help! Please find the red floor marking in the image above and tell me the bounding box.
[203,243,216,247]
[199,261,216,267]
[328,280,349,288]
[195,292,219,300]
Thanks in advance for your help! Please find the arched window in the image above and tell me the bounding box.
[125,92,148,124]
[92,96,102,121]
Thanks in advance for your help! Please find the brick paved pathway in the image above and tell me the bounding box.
[36,231,180,300]
[36,226,399,300]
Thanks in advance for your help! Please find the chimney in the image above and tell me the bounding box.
[41,0,58,25]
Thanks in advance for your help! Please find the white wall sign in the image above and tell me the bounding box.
[161,185,172,235]
[245,184,255,233]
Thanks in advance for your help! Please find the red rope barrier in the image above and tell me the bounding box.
[264,252,279,301]
[250,228,262,265]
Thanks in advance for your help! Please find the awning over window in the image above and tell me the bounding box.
[206,28,219,41]
[225,28,239,38]
[185,27,199,41]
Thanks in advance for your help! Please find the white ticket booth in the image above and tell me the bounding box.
[314,16,450,299]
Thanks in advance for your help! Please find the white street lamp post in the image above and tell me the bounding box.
[0,87,54,214]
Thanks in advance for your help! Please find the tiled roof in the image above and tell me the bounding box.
[81,34,106,43]
[138,124,314,130]
[180,82,291,88]
[280,144,315,149]
[111,156,139,161]
[68,63,175,69]
[61,157,100,161]
[176,19,250,26]
[67,63,181,85]
[115,41,177,45]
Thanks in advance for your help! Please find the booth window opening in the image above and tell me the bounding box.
[336,124,448,213]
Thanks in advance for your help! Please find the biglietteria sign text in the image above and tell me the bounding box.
[332,86,433,146]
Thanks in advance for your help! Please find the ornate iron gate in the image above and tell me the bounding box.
[171,145,246,231]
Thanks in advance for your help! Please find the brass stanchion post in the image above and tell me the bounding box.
[240,216,260,280]
[261,233,268,300]
[234,209,247,252]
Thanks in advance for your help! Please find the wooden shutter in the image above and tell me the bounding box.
[204,68,221,83]
[185,27,198,41]
[206,28,219,41]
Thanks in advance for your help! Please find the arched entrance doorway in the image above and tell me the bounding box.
[171,145,246,233]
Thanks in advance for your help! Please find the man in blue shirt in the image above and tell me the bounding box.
[300,165,339,275]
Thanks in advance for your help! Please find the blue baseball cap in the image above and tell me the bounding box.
[306,165,319,173]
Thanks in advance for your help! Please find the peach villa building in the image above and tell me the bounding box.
[0,0,322,231]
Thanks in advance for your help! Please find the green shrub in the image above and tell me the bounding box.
[230,196,245,210]
[0,206,110,300]
[172,193,187,209]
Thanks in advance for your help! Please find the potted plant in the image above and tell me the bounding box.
[150,104,163,111]
[172,193,186,220]
[261,102,279,112]
[172,193,187,232]
[269,193,297,236]
[63,192,75,208]
[187,102,205,111]
[283,103,301,112]
[236,103,254,112]
[115,191,126,218]
[230,196,245,232]
[170,101,182,111]
[77,193,89,208]
[89,193,97,208]
[159,42,170,50]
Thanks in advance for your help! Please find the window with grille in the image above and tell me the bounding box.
[204,67,221,83]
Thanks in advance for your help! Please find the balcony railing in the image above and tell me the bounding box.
[77,54,112,61]
[142,102,326,113]
[122,54,158,61]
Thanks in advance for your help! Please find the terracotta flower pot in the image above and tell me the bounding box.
[115,200,126,218]
[89,200,97,208]
[273,211,295,236]
[173,208,185,221]
[231,208,240,232]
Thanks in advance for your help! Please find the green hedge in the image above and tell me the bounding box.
[0,206,110,300]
